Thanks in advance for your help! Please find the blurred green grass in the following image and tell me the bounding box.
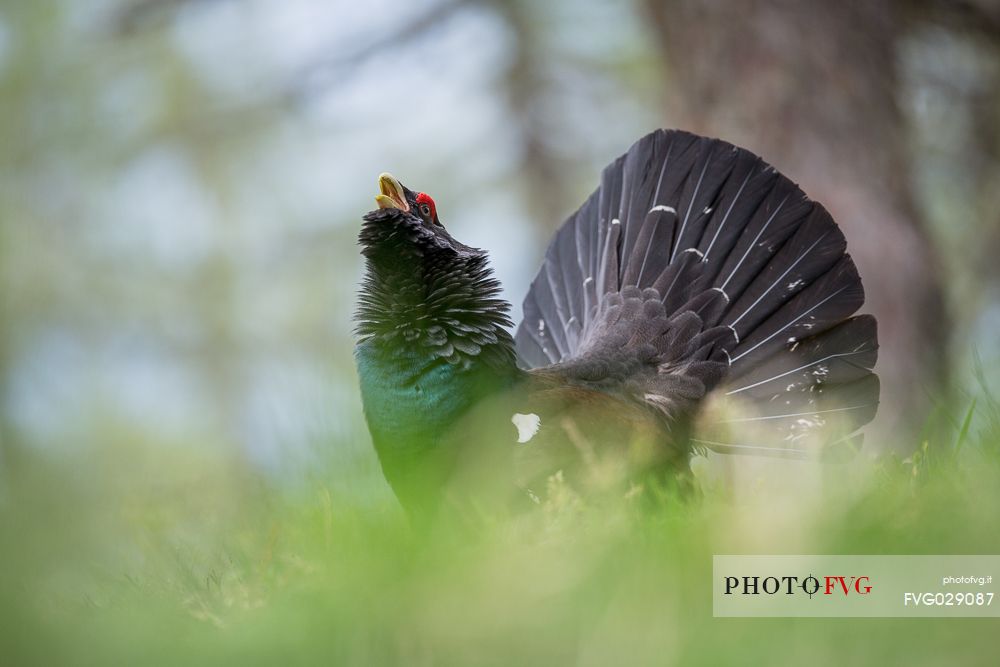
[2,388,999,666]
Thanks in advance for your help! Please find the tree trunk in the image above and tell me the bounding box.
[644,0,948,448]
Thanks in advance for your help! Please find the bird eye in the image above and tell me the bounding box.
[415,192,440,225]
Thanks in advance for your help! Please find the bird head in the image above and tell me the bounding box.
[374,172,439,224]
[360,172,475,262]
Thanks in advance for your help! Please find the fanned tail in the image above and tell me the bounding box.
[515,129,879,458]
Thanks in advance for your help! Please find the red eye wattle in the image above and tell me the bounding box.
[415,192,438,223]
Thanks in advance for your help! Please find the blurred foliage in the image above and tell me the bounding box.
[3,390,1000,664]
[1,0,998,471]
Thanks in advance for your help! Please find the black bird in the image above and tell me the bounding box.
[355,130,879,515]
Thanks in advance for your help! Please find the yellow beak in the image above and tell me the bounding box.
[375,173,409,212]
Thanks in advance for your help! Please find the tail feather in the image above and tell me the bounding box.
[695,373,879,459]
[653,247,704,314]
[552,223,584,347]
[517,293,556,366]
[623,207,679,288]
[696,152,777,270]
[727,254,865,375]
[721,206,846,339]
[576,195,601,321]
[726,315,878,398]
[671,140,739,261]
[595,159,623,298]
[515,129,879,457]
[708,179,814,312]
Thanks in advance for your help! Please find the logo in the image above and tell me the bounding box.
[723,574,872,598]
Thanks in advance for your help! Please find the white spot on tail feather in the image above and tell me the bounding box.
[711,287,730,303]
[650,205,676,214]
[512,413,541,443]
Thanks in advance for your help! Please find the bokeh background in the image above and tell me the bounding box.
[2,1,1000,664]
[4,0,1000,481]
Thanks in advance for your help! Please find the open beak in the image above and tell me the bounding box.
[375,173,409,212]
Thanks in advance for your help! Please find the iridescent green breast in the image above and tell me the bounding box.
[355,341,515,506]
